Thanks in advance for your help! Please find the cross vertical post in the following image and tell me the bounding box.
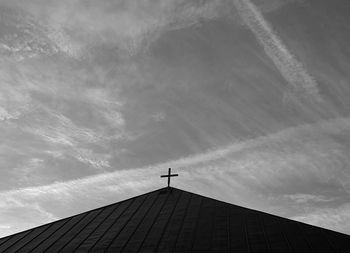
[160,168,178,188]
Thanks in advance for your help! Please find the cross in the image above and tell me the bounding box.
[160,168,178,187]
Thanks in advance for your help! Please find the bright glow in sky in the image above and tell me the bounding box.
[1,0,350,237]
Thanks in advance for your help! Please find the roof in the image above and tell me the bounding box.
[0,187,349,252]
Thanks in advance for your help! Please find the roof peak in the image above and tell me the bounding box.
[1,186,349,252]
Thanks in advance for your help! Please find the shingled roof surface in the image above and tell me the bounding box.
[0,187,349,252]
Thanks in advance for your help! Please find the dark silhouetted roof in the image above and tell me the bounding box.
[0,187,349,252]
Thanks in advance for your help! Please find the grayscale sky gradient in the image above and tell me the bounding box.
[1,0,350,236]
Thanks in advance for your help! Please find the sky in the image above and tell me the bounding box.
[0,0,350,237]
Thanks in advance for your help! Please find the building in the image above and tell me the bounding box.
[0,187,349,252]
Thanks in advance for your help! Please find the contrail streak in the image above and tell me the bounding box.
[233,0,321,101]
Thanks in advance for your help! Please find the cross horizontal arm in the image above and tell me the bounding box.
[160,174,178,178]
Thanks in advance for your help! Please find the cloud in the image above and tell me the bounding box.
[3,0,228,57]
[18,109,118,171]
[1,0,297,58]
[0,107,20,121]
[233,0,321,101]
[0,197,57,237]
[293,203,350,234]
[47,27,84,59]
[283,194,336,204]
[0,66,33,121]
[23,110,102,146]
[83,88,124,108]
[252,0,297,13]
[11,158,45,184]
[74,148,111,170]
[0,4,60,60]
[152,111,166,122]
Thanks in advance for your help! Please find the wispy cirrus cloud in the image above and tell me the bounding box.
[293,203,350,234]
[74,148,111,170]
[3,0,297,58]
[283,194,337,204]
[0,197,57,237]
[7,0,231,57]
[0,66,33,121]
[233,0,321,101]
[23,111,102,146]
[10,158,45,184]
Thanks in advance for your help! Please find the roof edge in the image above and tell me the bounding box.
[0,186,169,240]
